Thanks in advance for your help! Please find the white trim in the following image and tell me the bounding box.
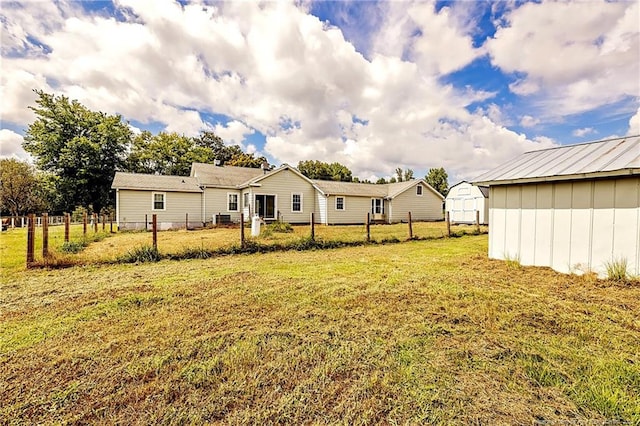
[151,192,166,211]
[227,192,239,212]
[371,197,384,214]
[116,188,120,225]
[335,196,345,211]
[291,192,303,213]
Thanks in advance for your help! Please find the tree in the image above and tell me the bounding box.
[404,169,414,181]
[425,167,449,196]
[226,152,267,168]
[297,160,353,182]
[126,131,208,176]
[376,177,387,184]
[23,90,131,213]
[395,167,404,182]
[0,159,47,217]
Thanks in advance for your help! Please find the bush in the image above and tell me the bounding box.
[265,221,293,234]
[60,241,86,254]
[605,257,629,282]
[118,245,161,263]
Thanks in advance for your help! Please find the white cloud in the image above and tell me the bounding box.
[0,129,30,160]
[212,120,256,146]
[572,127,596,138]
[519,115,540,128]
[629,108,640,135]
[486,1,639,118]
[0,0,565,181]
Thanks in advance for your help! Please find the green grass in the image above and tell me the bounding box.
[1,228,639,424]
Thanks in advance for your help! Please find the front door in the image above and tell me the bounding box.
[255,195,276,219]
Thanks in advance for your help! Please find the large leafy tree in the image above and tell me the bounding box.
[297,160,353,182]
[226,152,268,168]
[425,167,449,196]
[0,158,48,217]
[126,131,215,176]
[23,90,131,212]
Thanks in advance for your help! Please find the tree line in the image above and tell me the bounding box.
[1,90,448,218]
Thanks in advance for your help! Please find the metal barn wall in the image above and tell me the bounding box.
[488,177,640,277]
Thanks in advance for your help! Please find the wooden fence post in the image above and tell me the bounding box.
[64,213,70,243]
[240,213,245,247]
[152,214,158,250]
[408,212,413,240]
[26,214,35,266]
[366,213,371,242]
[476,210,480,233]
[102,214,106,231]
[110,214,114,233]
[446,211,451,237]
[42,213,49,258]
[310,212,315,240]
[93,213,98,233]
[83,212,88,236]
[186,213,189,231]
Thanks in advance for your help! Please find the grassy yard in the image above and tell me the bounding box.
[1,227,639,424]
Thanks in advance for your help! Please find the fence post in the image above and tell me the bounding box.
[26,214,35,266]
[366,213,371,242]
[83,212,87,236]
[446,211,451,237]
[93,213,98,233]
[186,213,189,231]
[110,214,114,233]
[42,213,49,258]
[310,212,315,240]
[476,210,480,233]
[408,212,413,239]
[240,213,245,247]
[102,214,106,231]
[152,214,157,250]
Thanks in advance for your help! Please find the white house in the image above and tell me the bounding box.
[445,181,489,225]
[112,163,444,230]
[473,135,640,277]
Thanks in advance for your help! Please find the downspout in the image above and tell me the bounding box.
[115,189,120,227]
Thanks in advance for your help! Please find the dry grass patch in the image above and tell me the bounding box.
[1,236,639,424]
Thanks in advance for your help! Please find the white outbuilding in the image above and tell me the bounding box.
[473,135,640,277]
[445,181,489,225]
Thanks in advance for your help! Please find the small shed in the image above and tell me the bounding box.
[445,181,489,225]
[473,135,640,277]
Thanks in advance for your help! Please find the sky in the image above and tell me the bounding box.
[1,0,639,183]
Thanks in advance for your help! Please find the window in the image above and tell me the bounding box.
[228,193,239,212]
[336,197,345,210]
[416,185,423,196]
[292,193,302,212]
[243,193,249,208]
[152,192,165,211]
[371,198,384,214]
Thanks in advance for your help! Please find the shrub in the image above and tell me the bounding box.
[60,241,86,254]
[265,220,293,233]
[118,245,161,263]
[605,257,629,282]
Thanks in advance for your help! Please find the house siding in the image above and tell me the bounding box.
[118,189,202,230]
[254,169,317,223]
[205,188,242,223]
[389,184,444,223]
[488,176,640,277]
[326,195,371,224]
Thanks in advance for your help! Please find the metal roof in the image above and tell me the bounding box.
[473,135,640,186]
[111,172,202,192]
